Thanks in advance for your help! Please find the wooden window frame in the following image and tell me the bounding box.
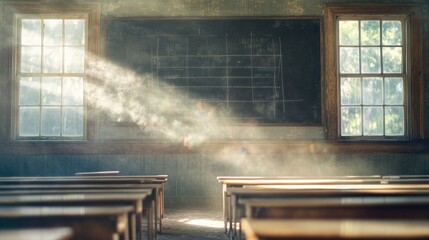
[1,2,100,141]
[324,3,424,141]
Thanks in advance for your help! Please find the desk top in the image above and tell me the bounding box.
[227,187,429,198]
[219,179,382,185]
[0,178,166,184]
[240,195,429,207]
[0,205,133,218]
[218,177,429,186]
[244,184,429,190]
[0,188,153,196]
[75,171,119,176]
[241,219,429,239]
[0,183,163,190]
[0,192,150,204]
[217,175,382,181]
[0,227,73,240]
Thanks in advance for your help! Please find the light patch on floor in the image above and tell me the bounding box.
[183,219,224,229]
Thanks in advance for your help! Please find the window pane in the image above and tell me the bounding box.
[63,77,84,105]
[340,47,359,73]
[382,21,402,46]
[64,47,85,73]
[362,77,383,105]
[41,107,61,136]
[43,46,62,73]
[385,77,403,105]
[63,107,83,136]
[340,77,361,105]
[65,19,85,45]
[382,47,402,73]
[385,106,404,135]
[21,46,41,73]
[42,77,61,105]
[341,107,362,136]
[19,107,40,136]
[361,20,380,46]
[361,47,381,73]
[43,19,62,46]
[18,17,86,140]
[19,77,40,105]
[363,107,383,136]
[339,21,359,45]
[21,19,41,45]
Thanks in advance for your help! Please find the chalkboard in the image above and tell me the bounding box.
[105,19,321,124]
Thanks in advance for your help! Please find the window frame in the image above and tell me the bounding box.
[16,14,88,140]
[2,2,100,141]
[324,3,423,141]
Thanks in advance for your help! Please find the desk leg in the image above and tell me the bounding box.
[223,184,227,234]
[154,191,159,234]
[121,214,130,240]
[136,212,143,240]
[157,188,162,234]
[229,195,235,240]
[129,213,137,240]
[145,199,155,240]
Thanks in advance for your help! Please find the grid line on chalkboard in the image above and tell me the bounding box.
[226,33,230,112]
[151,34,285,114]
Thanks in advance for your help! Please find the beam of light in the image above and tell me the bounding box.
[84,55,362,177]
[86,55,236,148]
[84,56,340,174]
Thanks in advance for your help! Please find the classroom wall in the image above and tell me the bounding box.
[0,0,428,208]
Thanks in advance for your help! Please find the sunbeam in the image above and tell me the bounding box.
[86,55,237,148]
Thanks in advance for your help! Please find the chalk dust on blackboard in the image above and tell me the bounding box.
[106,19,321,125]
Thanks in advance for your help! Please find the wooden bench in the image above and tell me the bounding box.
[0,191,150,240]
[0,206,133,240]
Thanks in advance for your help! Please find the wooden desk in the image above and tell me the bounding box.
[0,175,168,233]
[0,206,133,240]
[241,219,429,240]
[0,227,73,240]
[0,192,150,240]
[0,182,164,232]
[228,187,429,240]
[0,185,160,240]
[217,177,383,234]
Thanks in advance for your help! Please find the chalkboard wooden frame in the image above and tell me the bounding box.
[103,17,322,126]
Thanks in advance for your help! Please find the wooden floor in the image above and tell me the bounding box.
[158,207,225,240]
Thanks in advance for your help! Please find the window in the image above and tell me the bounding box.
[325,4,423,141]
[338,18,405,138]
[18,17,86,139]
[3,2,101,141]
